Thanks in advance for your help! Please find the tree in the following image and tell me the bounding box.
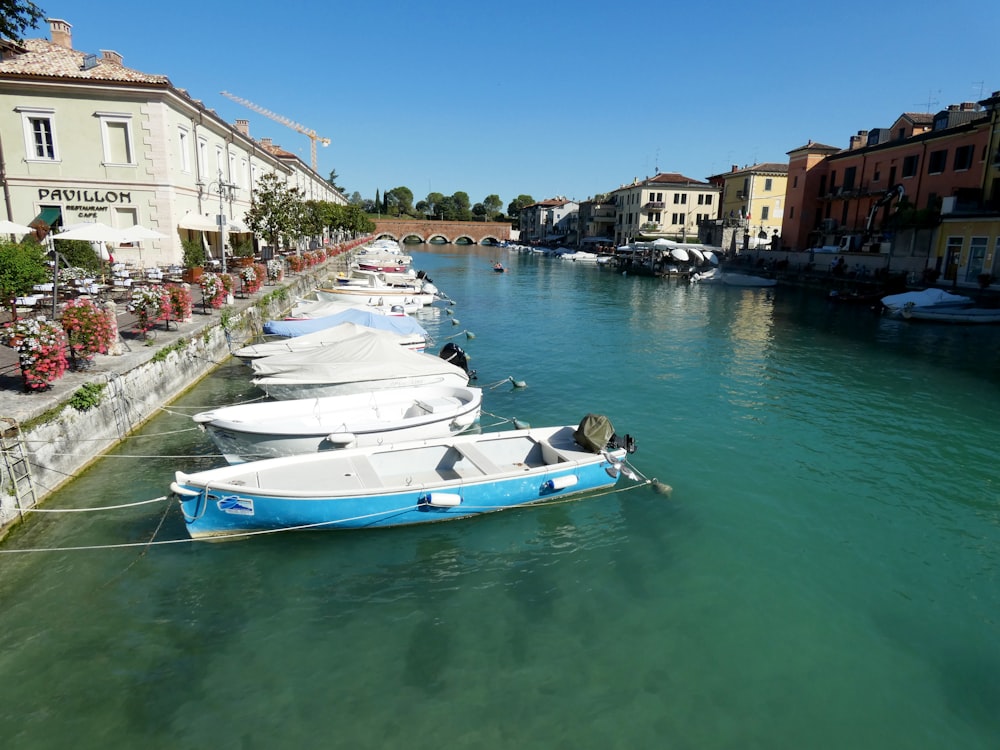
[349,191,364,205]
[53,239,103,274]
[325,169,346,194]
[386,186,414,217]
[0,238,49,321]
[507,194,535,217]
[244,172,305,253]
[0,1,43,42]
[482,194,503,221]
[452,191,472,221]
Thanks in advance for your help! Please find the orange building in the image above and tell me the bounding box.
[782,99,997,263]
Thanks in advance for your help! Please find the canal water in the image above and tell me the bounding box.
[2,246,1000,749]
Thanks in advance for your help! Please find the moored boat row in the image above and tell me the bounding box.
[172,242,644,538]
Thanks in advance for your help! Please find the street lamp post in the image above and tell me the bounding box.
[206,169,237,275]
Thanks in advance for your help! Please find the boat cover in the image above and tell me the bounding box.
[880,288,973,310]
[235,322,423,359]
[264,308,427,338]
[573,413,615,453]
[251,324,467,385]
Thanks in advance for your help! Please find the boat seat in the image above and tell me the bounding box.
[414,397,456,414]
[349,455,382,488]
[455,443,503,475]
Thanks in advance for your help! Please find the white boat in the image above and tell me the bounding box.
[691,269,776,287]
[192,385,484,464]
[315,272,437,306]
[721,272,777,287]
[260,308,428,344]
[289,298,418,318]
[250,325,470,400]
[235,321,426,362]
[170,416,640,537]
[901,304,1000,323]
[880,288,974,315]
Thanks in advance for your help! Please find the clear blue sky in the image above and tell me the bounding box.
[31,0,1000,209]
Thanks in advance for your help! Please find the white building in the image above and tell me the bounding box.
[610,173,720,245]
[0,18,344,268]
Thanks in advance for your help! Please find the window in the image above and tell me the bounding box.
[902,155,919,178]
[229,153,237,186]
[954,145,974,171]
[927,150,947,175]
[764,178,773,191]
[704,195,712,205]
[96,112,134,165]
[761,206,770,220]
[843,167,856,191]
[17,107,58,161]
[966,237,988,282]
[197,139,207,176]
[789,206,795,220]
[178,127,191,172]
[793,176,798,189]
[873,163,881,182]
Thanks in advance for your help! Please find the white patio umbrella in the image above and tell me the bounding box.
[0,219,36,235]
[117,224,168,242]
[54,221,127,243]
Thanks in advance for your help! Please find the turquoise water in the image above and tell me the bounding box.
[2,247,1000,749]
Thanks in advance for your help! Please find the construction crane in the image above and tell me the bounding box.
[220,91,330,172]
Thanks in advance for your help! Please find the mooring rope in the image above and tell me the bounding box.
[17,496,170,513]
[0,478,660,554]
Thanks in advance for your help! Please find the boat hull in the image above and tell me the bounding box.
[171,426,628,537]
[252,371,470,401]
[194,386,483,463]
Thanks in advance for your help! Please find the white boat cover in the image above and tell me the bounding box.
[263,308,426,338]
[670,248,690,262]
[236,322,423,360]
[880,288,973,310]
[251,323,467,385]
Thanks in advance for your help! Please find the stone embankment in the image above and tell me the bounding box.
[0,252,353,537]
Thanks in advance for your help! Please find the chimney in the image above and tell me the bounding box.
[100,50,123,65]
[235,119,250,136]
[960,102,977,111]
[731,164,738,172]
[849,134,862,150]
[47,18,72,49]
[260,137,273,148]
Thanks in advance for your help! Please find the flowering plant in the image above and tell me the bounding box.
[165,283,193,321]
[128,287,168,332]
[200,272,233,308]
[240,264,265,294]
[1,317,69,391]
[60,298,116,363]
[288,255,305,273]
[266,258,284,282]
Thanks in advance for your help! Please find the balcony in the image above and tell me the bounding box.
[644,201,665,209]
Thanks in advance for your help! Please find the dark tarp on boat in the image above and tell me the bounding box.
[573,414,615,453]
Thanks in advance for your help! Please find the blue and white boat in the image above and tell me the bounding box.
[170,419,640,538]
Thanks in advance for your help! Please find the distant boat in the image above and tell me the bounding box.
[880,288,973,315]
[901,304,1000,324]
[170,418,640,537]
[493,262,506,273]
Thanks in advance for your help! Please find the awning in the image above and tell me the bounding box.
[31,206,62,228]
[228,218,250,233]
[581,237,612,244]
[178,211,218,231]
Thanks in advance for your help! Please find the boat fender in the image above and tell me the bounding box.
[422,492,462,508]
[325,432,356,447]
[543,475,578,492]
[170,481,201,497]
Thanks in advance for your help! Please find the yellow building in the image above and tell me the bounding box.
[708,163,788,249]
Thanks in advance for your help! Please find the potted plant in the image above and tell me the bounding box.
[231,237,255,267]
[1,317,69,391]
[128,287,168,333]
[60,297,116,369]
[181,237,206,283]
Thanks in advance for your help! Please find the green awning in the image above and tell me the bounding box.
[31,207,62,227]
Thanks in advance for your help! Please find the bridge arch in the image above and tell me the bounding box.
[454,235,475,245]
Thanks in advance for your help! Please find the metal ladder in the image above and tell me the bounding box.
[1,417,37,519]
[107,372,133,440]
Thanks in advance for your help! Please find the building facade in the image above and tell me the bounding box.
[0,18,344,268]
[518,198,579,244]
[609,173,720,246]
[781,96,1000,284]
[707,163,788,249]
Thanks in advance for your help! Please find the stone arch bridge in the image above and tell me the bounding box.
[374,219,510,246]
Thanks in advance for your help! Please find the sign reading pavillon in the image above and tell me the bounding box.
[38,188,133,203]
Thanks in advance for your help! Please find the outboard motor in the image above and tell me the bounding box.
[440,343,476,380]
